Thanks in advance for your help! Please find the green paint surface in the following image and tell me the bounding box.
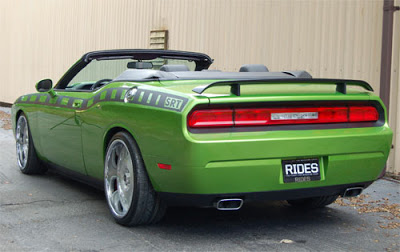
[111,89,117,99]
[49,97,57,104]
[11,79,392,197]
[100,91,107,100]
[138,92,144,102]
[39,96,47,103]
[120,90,127,100]
[87,99,94,107]
[61,98,69,106]
[147,93,153,104]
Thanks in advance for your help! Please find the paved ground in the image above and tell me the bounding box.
[0,107,399,251]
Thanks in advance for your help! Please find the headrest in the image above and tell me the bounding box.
[283,71,312,78]
[160,64,190,72]
[239,64,269,72]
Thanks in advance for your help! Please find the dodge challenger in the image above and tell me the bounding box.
[11,49,392,226]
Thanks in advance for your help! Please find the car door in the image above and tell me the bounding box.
[38,55,133,175]
[37,93,86,174]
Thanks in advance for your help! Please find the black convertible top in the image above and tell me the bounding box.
[113,69,312,81]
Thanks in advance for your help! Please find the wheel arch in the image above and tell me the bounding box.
[15,109,24,120]
[103,126,144,163]
[13,108,27,135]
[15,109,27,125]
[103,125,156,187]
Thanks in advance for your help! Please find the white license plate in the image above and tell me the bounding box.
[282,158,321,183]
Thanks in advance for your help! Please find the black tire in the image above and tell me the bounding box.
[15,113,47,175]
[104,131,166,226]
[287,195,339,209]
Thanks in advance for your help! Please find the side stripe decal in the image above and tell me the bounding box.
[128,90,189,112]
[16,87,189,112]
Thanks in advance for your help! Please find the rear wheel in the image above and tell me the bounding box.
[287,195,339,208]
[104,131,166,226]
[15,113,47,174]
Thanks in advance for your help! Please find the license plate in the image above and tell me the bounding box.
[282,158,320,183]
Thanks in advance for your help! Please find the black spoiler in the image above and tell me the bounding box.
[192,78,373,96]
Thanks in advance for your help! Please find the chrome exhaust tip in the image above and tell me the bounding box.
[215,198,243,211]
[343,187,364,197]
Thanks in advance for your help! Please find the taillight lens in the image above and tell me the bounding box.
[349,106,379,122]
[188,105,379,128]
[235,108,269,126]
[188,109,233,128]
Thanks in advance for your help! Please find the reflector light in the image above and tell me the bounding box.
[188,105,379,128]
[158,163,172,170]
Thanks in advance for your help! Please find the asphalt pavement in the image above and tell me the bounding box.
[0,107,399,252]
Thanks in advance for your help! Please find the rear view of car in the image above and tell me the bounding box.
[11,49,392,226]
[154,78,392,211]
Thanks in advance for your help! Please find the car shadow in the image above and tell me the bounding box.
[44,170,355,238]
[137,200,357,242]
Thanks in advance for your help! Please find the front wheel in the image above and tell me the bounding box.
[15,113,47,174]
[104,131,166,226]
[287,195,339,209]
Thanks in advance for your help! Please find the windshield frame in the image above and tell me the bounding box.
[55,49,213,90]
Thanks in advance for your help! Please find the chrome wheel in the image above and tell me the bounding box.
[16,116,29,169]
[105,139,134,218]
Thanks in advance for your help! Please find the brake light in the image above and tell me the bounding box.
[349,106,379,122]
[236,107,349,126]
[188,109,233,128]
[188,105,379,128]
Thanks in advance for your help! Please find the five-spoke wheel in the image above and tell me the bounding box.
[16,115,29,169]
[104,131,166,226]
[15,113,47,174]
[105,139,134,217]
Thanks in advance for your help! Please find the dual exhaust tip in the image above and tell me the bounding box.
[214,198,244,211]
[342,187,364,197]
[214,187,364,210]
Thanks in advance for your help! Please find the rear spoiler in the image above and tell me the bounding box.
[192,78,373,96]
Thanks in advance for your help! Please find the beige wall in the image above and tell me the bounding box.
[388,0,400,175]
[1,0,397,173]
[1,0,384,103]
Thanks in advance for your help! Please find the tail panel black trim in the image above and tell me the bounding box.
[159,181,374,207]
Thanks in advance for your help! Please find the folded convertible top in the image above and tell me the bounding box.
[113,69,312,81]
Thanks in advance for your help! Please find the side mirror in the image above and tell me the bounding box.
[36,79,52,92]
[36,79,56,98]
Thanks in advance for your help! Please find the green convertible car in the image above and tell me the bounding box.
[12,49,392,226]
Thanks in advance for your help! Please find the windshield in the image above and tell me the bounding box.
[66,58,196,90]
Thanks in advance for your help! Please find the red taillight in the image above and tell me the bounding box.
[235,108,269,126]
[188,105,379,128]
[349,106,379,122]
[188,109,233,128]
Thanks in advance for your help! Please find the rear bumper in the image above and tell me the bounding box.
[144,125,392,195]
[159,181,373,207]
